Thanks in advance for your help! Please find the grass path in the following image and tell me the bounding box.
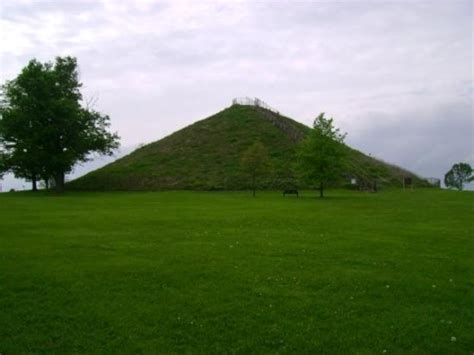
[0,189,473,353]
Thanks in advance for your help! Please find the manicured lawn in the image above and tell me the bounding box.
[0,189,472,353]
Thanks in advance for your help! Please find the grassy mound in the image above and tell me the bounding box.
[69,105,426,190]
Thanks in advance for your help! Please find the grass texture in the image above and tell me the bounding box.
[0,189,472,353]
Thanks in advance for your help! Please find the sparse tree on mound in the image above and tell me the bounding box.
[0,56,120,192]
[444,163,473,191]
[240,141,270,197]
[297,113,346,198]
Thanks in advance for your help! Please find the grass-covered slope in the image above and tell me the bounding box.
[1,190,472,353]
[69,105,426,190]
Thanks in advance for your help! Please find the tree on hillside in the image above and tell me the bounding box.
[240,141,270,197]
[444,163,473,191]
[297,113,346,198]
[0,56,119,192]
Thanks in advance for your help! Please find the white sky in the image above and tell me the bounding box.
[0,0,473,190]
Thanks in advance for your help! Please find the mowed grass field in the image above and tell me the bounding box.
[0,189,473,354]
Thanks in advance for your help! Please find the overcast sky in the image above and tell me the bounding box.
[0,0,473,190]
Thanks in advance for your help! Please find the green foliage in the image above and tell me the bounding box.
[297,113,346,197]
[0,60,49,189]
[68,105,427,191]
[0,151,7,178]
[0,189,472,353]
[444,162,473,191]
[240,141,270,196]
[0,56,119,191]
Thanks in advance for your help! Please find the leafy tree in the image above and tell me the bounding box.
[0,151,7,179]
[240,141,270,197]
[297,113,346,198]
[0,56,119,192]
[0,60,48,190]
[444,163,473,191]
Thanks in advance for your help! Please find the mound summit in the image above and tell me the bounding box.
[69,99,425,190]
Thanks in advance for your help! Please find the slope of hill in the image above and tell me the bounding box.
[68,104,426,190]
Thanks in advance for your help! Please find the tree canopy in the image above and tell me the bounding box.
[297,113,346,197]
[444,162,473,191]
[0,151,7,179]
[0,57,119,191]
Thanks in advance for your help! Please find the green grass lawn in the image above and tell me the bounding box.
[0,189,472,353]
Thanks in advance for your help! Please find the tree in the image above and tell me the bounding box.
[444,163,473,191]
[0,151,7,179]
[0,60,48,191]
[0,56,119,192]
[240,141,270,197]
[297,113,346,198]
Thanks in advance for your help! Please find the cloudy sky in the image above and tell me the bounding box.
[0,0,473,190]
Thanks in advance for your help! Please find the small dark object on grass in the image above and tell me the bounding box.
[283,188,299,197]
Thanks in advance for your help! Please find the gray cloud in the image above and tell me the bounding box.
[0,0,472,190]
[346,101,473,178]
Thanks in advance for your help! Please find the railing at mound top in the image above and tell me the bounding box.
[232,97,280,114]
[232,97,305,142]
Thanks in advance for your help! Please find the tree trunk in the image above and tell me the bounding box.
[44,178,49,190]
[252,174,256,197]
[54,172,65,193]
[32,174,37,192]
[319,182,324,198]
